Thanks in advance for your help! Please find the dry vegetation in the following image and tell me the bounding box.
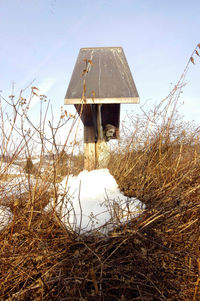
[0,45,200,300]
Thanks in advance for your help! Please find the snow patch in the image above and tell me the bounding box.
[0,206,13,231]
[0,162,24,175]
[45,169,145,234]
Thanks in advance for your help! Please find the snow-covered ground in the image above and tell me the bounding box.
[0,206,13,231]
[0,162,24,175]
[46,169,145,234]
[32,158,41,165]
[0,167,145,234]
[0,174,33,200]
[0,172,53,203]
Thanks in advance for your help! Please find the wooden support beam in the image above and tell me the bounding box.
[84,126,96,170]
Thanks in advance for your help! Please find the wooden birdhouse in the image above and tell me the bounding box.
[64,47,139,170]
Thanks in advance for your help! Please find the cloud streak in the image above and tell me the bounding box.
[29,78,56,110]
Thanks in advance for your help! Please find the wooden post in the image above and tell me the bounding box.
[84,126,96,170]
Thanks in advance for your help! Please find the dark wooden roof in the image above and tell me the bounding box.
[64,47,139,104]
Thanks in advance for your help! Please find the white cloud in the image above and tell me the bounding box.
[29,78,56,110]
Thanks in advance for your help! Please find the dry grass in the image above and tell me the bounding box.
[0,45,200,300]
[108,125,200,300]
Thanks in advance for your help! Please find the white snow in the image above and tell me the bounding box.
[32,158,41,165]
[0,173,53,206]
[46,169,145,234]
[0,175,30,199]
[0,162,24,175]
[0,206,13,231]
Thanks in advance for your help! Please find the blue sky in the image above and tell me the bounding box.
[0,0,200,128]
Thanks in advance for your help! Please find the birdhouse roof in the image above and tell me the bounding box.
[64,47,139,104]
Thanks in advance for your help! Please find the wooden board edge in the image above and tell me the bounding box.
[64,97,140,105]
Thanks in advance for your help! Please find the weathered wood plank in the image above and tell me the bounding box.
[65,47,140,105]
[84,126,96,170]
